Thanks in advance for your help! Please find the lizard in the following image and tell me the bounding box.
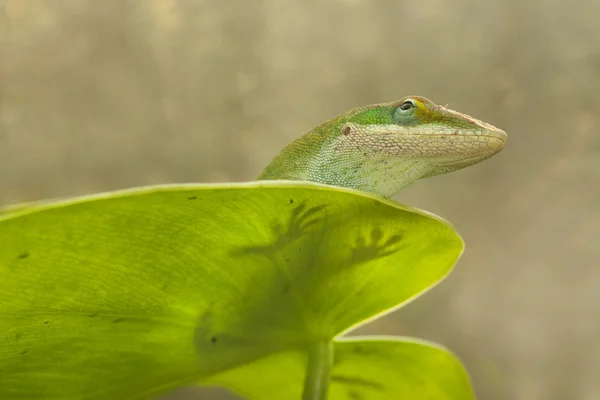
[258,95,506,198]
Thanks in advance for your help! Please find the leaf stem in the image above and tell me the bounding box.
[302,340,333,400]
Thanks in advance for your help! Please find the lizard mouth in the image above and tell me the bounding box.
[342,122,507,157]
[487,129,507,152]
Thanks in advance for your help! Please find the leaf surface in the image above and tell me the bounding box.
[0,182,464,399]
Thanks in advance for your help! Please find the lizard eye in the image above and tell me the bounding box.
[399,100,415,111]
[393,99,419,124]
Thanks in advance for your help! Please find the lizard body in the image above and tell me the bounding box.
[258,96,506,198]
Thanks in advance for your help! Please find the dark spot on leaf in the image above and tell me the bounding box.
[331,375,384,390]
[188,196,198,200]
[210,336,218,344]
[113,318,123,323]
[332,352,344,366]
[20,349,28,355]
[351,345,379,357]
[43,321,49,324]
[89,312,99,318]
[18,252,29,259]
[348,390,362,400]
[344,126,351,135]
[15,333,22,340]
[161,284,168,290]
[289,199,294,205]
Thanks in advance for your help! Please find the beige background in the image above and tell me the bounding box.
[1,1,599,399]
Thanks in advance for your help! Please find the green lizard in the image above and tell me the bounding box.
[258,96,506,198]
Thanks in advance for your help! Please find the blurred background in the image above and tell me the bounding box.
[1,0,599,399]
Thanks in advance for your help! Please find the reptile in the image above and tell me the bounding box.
[258,95,506,198]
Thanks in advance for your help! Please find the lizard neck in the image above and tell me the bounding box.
[257,117,342,182]
[257,118,430,198]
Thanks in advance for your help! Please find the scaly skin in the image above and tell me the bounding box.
[258,96,507,198]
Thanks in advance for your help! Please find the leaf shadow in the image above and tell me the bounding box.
[346,228,405,266]
[231,201,326,258]
[206,199,409,346]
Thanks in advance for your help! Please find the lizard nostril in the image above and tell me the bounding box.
[343,126,351,136]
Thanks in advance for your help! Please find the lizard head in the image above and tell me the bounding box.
[258,95,507,198]
[343,95,507,172]
[333,95,507,196]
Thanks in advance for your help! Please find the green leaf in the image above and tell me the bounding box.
[0,182,464,399]
[208,337,475,400]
